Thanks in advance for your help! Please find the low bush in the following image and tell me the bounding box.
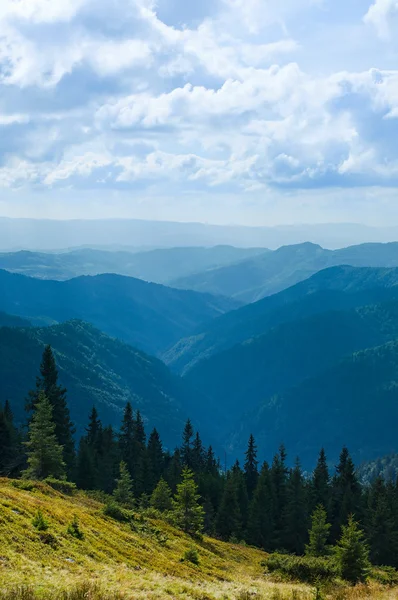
[266,553,337,584]
[67,515,84,540]
[32,509,49,531]
[182,547,200,565]
[103,500,132,522]
[370,565,398,586]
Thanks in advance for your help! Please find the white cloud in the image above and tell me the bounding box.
[364,0,398,39]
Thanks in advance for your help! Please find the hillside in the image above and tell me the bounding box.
[184,301,398,434]
[0,270,238,356]
[0,312,31,328]
[165,266,398,373]
[172,242,398,303]
[0,246,266,283]
[229,339,398,467]
[0,321,191,447]
[0,478,278,600]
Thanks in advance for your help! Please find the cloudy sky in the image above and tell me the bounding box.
[0,0,397,225]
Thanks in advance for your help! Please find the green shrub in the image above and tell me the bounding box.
[266,553,337,584]
[44,478,77,495]
[182,547,200,565]
[67,515,84,540]
[11,480,38,492]
[103,500,131,522]
[370,565,398,585]
[32,509,49,531]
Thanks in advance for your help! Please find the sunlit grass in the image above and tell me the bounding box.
[0,478,396,600]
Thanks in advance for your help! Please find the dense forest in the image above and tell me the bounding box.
[2,345,398,579]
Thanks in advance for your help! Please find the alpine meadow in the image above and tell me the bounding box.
[2,0,398,598]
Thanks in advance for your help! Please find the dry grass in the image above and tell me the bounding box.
[0,478,396,600]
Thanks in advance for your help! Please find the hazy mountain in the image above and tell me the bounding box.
[0,270,238,356]
[0,312,32,328]
[0,246,266,283]
[185,301,398,437]
[172,242,398,303]
[164,266,398,373]
[2,217,398,251]
[0,320,191,447]
[230,339,398,466]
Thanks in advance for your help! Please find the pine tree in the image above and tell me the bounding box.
[284,459,308,555]
[305,505,331,557]
[216,474,242,541]
[330,447,362,543]
[113,461,134,506]
[119,402,135,476]
[232,461,249,531]
[366,477,398,566]
[86,406,102,448]
[270,445,289,550]
[172,467,204,536]
[165,448,182,492]
[147,428,164,493]
[27,346,75,477]
[244,434,258,499]
[192,431,205,473]
[98,425,120,494]
[150,477,173,512]
[181,419,194,469]
[247,461,274,550]
[334,515,370,583]
[23,391,65,480]
[76,438,96,490]
[0,401,19,476]
[312,448,330,513]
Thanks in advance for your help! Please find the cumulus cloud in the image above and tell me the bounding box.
[0,0,398,221]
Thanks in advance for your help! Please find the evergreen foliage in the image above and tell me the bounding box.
[23,392,65,481]
[334,515,370,583]
[172,468,204,536]
[305,505,331,558]
[150,478,173,512]
[113,461,134,507]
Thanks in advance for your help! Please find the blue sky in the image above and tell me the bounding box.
[0,0,397,225]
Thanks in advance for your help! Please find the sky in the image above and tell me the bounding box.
[0,0,398,225]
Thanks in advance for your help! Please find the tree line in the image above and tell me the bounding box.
[1,345,398,571]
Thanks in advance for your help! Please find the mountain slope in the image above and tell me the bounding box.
[0,270,238,356]
[230,339,398,466]
[0,321,191,447]
[165,266,398,373]
[0,246,266,283]
[185,301,398,432]
[172,241,398,303]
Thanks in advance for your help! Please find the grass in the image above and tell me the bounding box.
[0,478,397,600]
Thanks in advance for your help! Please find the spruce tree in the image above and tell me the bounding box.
[247,461,274,550]
[330,447,362,542]
[164,448,182,492]
[23,391,65,480]
[147,428,164,493]
[284,459,308,555]
[0,401,19,476]
[172,467,204,536]
[98,425,119,494]
[119,402,135,476]
[181,419,194,469]
[192,431,205,473]
[216,474,242,541]
[76,438,96,490]
[334,515,370,584]
[305,505,331,557]
[27,345,75,477]
[366,477,398,566]
[232,461,249,531]
[312,448,330,513]
[244,434,258,499]
[113,461,134,506]
[150,477,173,512]
[270,445,289,550]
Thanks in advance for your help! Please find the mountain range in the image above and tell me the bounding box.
[0,269,237,356]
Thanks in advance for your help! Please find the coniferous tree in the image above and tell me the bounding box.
[330,447,362,542]
[192,431,205,473]
[150,477,173,512]
[244,434,258,500]
[119,402,135,476]
[147,428,164,493]
[113,461,134,506]
[366,477,398,566]
[172,467,204,536]
[270,445,289,550]
[181,419,194,469]
[247,461,274,550]
[216,473,242,541]
[312,448,330,513]
[76,438,96,490]
[305,505,331,557]
[27,345,75,477]
[98,425,119,494]
[165,448,182,492]
[23,391,65,480]
[334,516,370,583]
[232,461,249,532]
[0,401,20,476]
[284,459,308,555]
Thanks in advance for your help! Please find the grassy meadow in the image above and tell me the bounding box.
[0,478,396,600]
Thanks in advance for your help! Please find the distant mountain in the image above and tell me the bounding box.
[0,246,266,283]
[0,312,32,328]
[230,339,398,467]
[185,301,398,436]
[0,321,191,447]
[165,266,398,373]
[2,217,398,251]
[0,270,238,356]
[172,242,398,303]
